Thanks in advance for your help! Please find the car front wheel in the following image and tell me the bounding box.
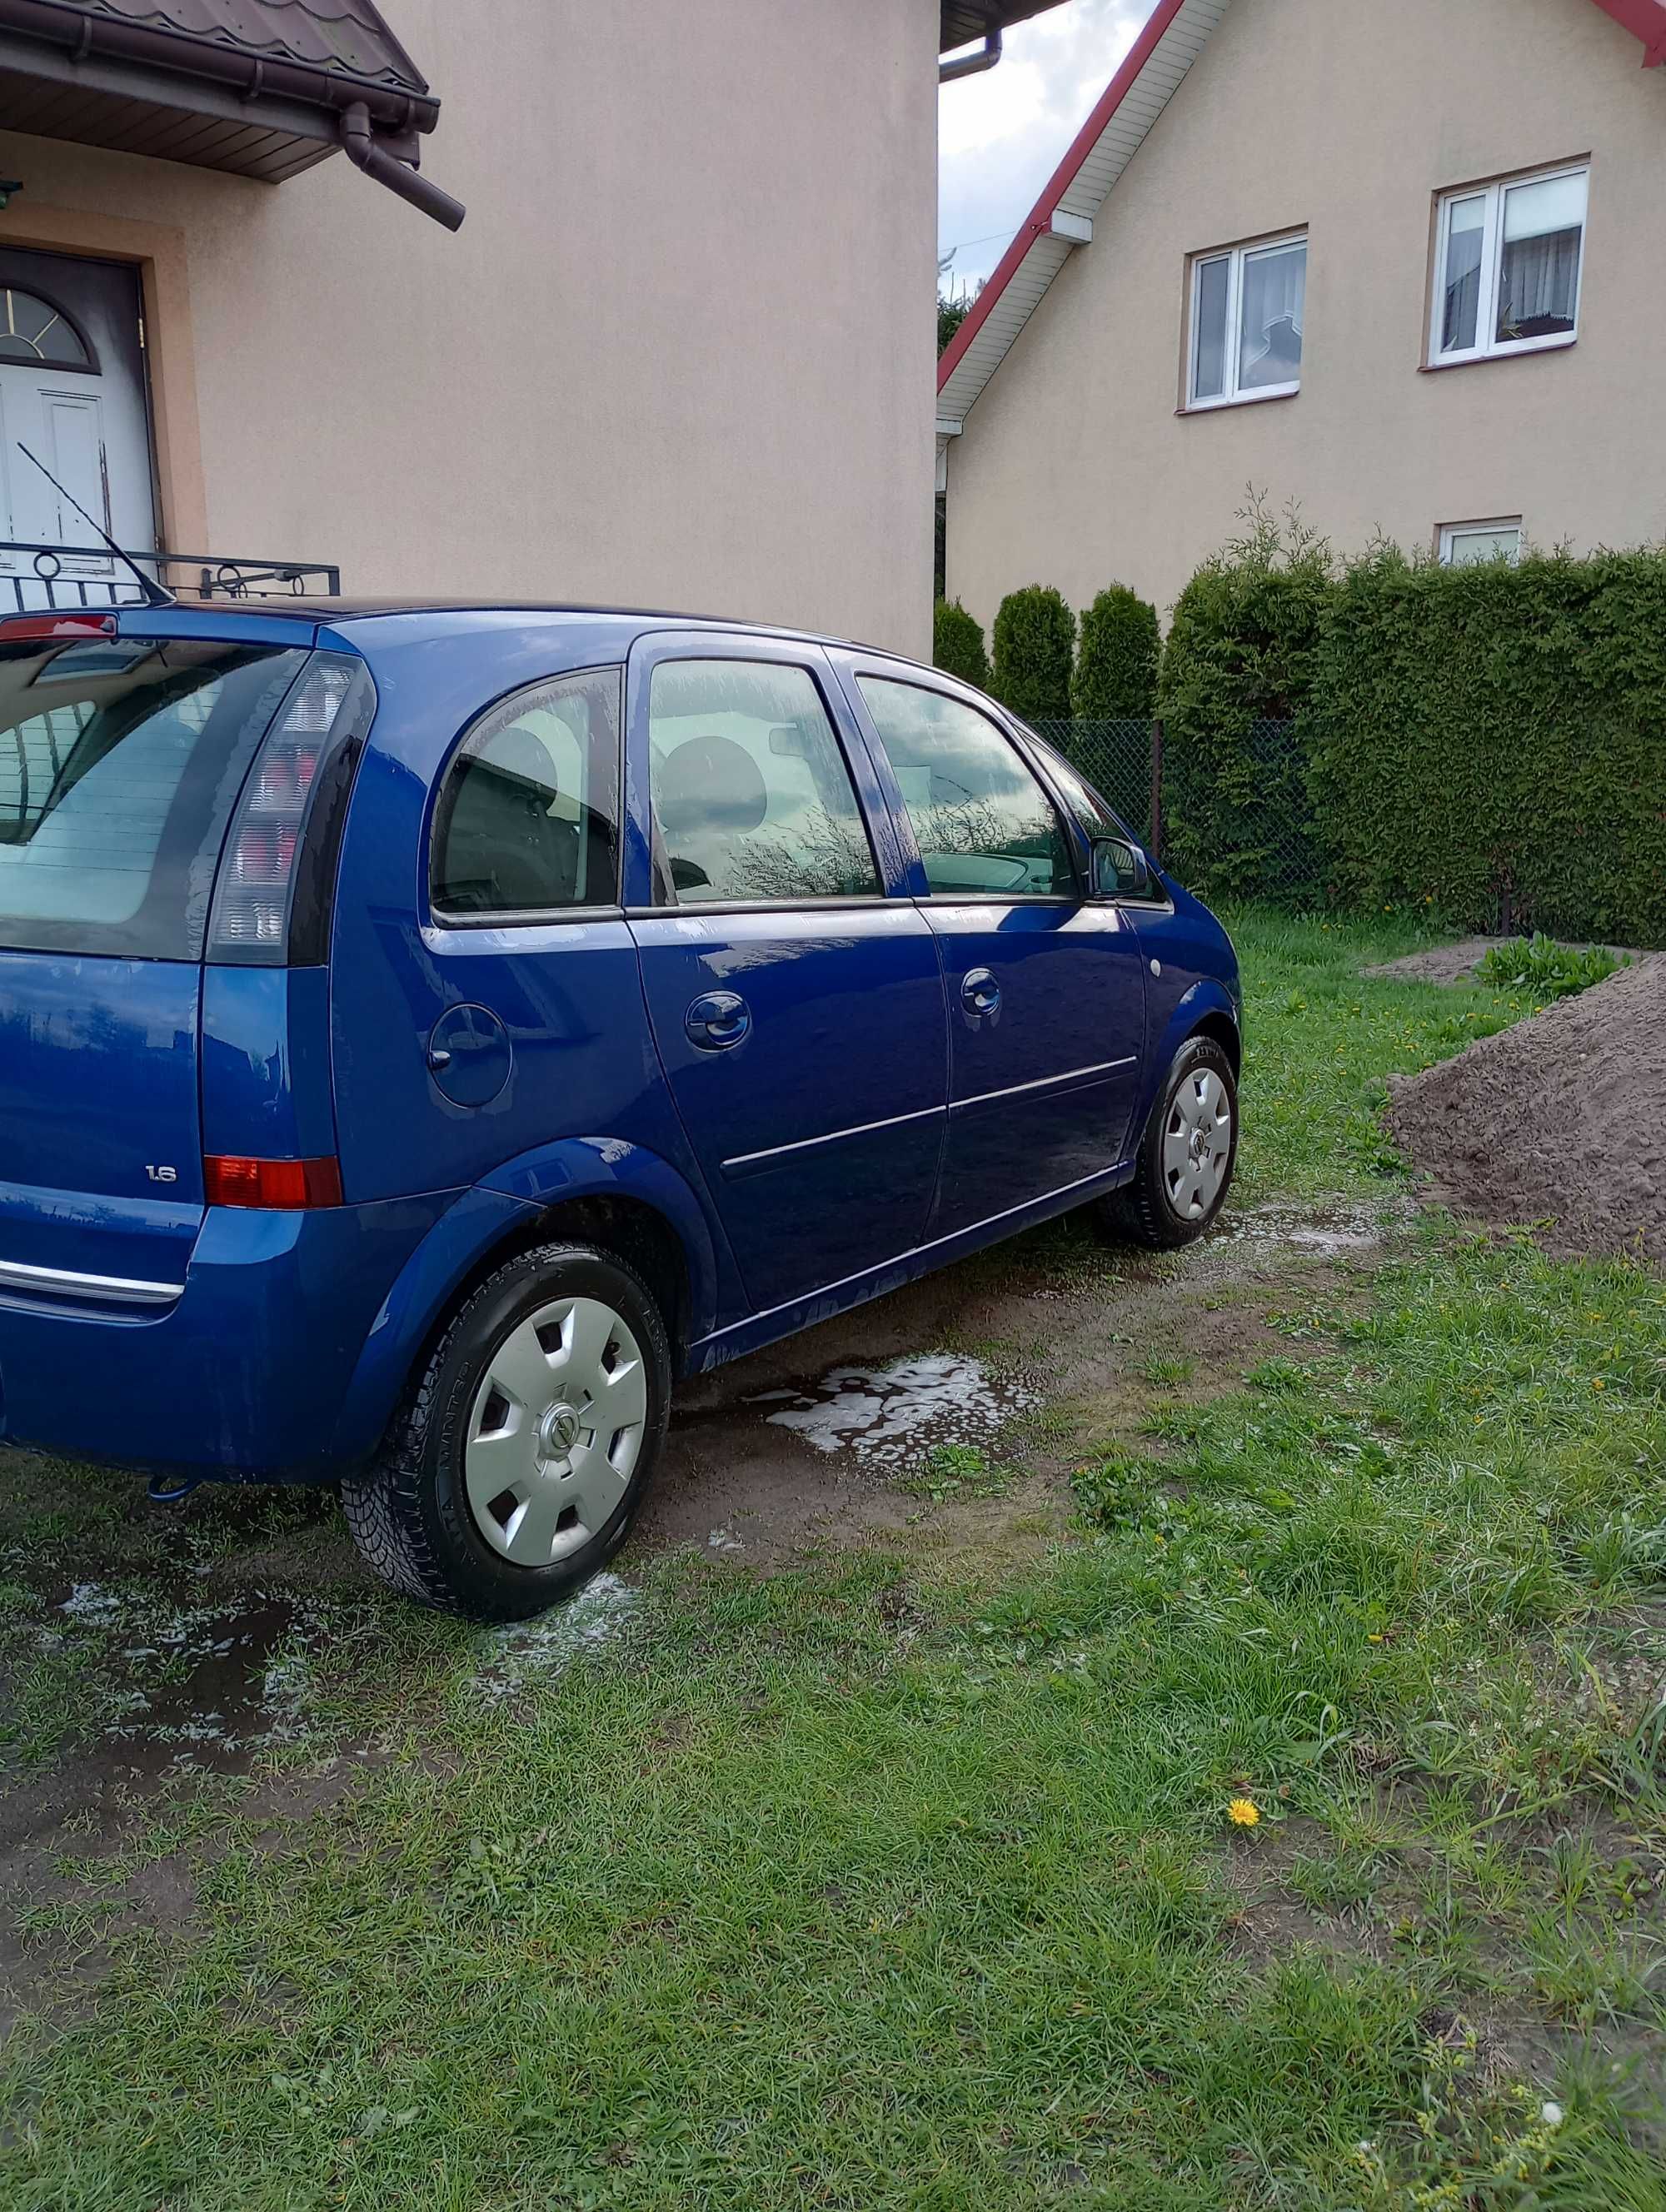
[343,1241,671,1620]
[1097,1034,1238,1249]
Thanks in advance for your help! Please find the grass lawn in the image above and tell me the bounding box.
[2,910,1664,2210]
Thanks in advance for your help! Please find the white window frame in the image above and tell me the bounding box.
[1185,232,1307,411]
[1438,518,1524,567]
[1429,163,1589,369]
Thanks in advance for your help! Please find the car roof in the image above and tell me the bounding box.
[143,596,877,650]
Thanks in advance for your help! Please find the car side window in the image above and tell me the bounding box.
[1022,730,1130,842]
[857,677,1075,899]
[647,660,880,905]
[431,667,621,918]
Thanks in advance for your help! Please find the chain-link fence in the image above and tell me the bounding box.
[1030,716,1321,908]
[1029,719,1158,849]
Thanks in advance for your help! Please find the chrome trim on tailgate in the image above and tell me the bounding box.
[0,1258,182,1308]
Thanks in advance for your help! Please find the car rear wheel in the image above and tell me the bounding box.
[343,1241,671,1620]
[1096,1034,1238,1250]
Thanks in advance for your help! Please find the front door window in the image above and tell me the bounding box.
[855,678,1075,899]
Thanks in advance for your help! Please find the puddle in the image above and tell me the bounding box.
[41,1582,328,1773]
[753,1353,1035,1472]
[472,1572,641,1701]
[1215,1203,1404,1259]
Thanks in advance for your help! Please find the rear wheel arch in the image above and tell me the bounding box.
[408,1192,692,1390]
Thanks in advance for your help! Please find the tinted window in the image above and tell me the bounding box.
[858,679,1075,898]
[648,660,880,905]
[432,667,621,916]
[0,637,307,959]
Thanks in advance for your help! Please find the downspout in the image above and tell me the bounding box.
[940,26,1002,83]
[341,102,466,232]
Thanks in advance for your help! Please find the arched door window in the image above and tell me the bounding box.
[0,289,96,371]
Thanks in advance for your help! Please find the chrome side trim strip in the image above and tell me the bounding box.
[951,1054,1137,1113]
[694,1158,1130,1350]
[0,1258,182,1308]
[717,1058,1138,1177]
[721,1103,946,1178]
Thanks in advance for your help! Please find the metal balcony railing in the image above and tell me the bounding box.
[0,542,341,613]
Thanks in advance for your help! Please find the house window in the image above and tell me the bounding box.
[1439,519,1524,566]
[1187,234,1306,408]
[1431,166,1587,365]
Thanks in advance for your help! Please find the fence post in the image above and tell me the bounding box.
[1148,718,1164,860]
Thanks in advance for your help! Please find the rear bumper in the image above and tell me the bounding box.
[0,1189,529,1482]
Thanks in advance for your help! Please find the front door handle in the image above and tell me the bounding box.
[685,990,751,1051]
[960,967,1001,1024]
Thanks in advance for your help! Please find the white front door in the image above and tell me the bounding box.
[0,249,157,606]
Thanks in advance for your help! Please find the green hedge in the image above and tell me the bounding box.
[932,597,990,689]
[1156,511,1331,904]
[1309,547,1666,946]
[1072,585,1160,720]
[992,585,1075,721]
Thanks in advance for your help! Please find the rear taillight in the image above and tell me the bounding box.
[207,654,368,962]
[204,1154,344,1210]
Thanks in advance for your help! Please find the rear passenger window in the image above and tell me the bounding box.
[858,678,1075,898]
[431,667,621,917]
[648,660,880,905]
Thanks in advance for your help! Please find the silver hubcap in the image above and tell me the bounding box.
[1162,1067,1232,1222]
[464,1297,648,1567]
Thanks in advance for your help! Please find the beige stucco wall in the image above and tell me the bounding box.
[0,0,939,655]
[945,0,1666,628]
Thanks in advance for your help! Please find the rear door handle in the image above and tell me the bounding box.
[685,990,751,1051]
[960,968,1001,1023]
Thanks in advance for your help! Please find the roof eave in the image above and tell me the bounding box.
[1585,0,1666,62]
[0,0,439,134]
[940,3,1067,55]
[0,0,465,223]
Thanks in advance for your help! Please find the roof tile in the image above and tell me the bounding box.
[53,0,427,95]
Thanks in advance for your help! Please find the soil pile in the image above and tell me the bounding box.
[1386,959,1666,1265]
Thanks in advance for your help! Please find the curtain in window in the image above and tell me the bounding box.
[1239,244,1305,389]
[1497,172,1585,341]
[1498,228,1581,338]
[1440,197,1485,351]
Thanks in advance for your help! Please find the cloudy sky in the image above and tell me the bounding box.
[939,0,1148,294]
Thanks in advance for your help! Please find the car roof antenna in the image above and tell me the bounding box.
[16,443,176,610]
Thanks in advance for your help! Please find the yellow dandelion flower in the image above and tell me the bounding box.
[1593,1377,1606,1391]
[1227,1797,1260,1828]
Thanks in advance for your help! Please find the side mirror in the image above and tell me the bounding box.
[1092,836,1155,900]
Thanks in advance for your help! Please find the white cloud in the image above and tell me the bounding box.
[939,0,1149,288]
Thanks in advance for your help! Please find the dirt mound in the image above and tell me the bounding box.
[1364,939,1663,988]
[1386,960,1666,1265]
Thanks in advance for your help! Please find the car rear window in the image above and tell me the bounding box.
[0,636,307,959]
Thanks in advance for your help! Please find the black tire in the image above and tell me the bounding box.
[1096,1034,1239,1250]
[342,1241,671,1621]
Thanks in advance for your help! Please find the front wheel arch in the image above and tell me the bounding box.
[1190,1008,1240,1082]
[1098,1031,1239,1250]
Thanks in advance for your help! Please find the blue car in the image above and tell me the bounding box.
[0,600,1240,1618]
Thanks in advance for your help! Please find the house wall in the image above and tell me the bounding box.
[0,0,940,655]
[945,0,1666,627]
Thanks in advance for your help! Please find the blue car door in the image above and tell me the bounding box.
[838,662,1148,1241]
[624,634,949,1317]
